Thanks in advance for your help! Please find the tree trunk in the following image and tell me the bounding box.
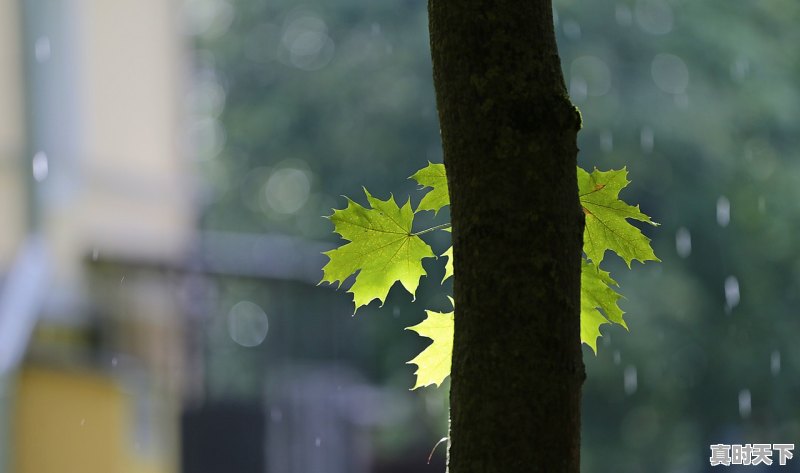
[428,1,585,472]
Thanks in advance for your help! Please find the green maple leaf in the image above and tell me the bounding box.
[580,258,625,353]
[406,298,454,389]
[442,246,453,283]
[410,162,449,214]
[324,165,660,389]
[321,188,436,311]
[405,262,626,387]
[578,167,660,267]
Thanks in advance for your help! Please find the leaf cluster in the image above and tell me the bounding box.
[321,162,658,388]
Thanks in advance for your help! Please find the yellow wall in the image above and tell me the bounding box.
[12,367,172,473]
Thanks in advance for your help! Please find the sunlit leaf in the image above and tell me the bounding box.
[407,298,454,389]
[580,258,625,353]
[410,162,449,214]
[321,188,436,311]
[442,246,453,283]
[578,167,660,267]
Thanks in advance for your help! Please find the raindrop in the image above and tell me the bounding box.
[640,127,654,153]
[111,357,118,367]
[738,389,751,418]
[80,418,86,427]
[569,76,587,103]
[32,151,48,182]
[635,0,673,35]
[228,301,269,347]
[757,196,766,214]
[35,36,51,63]
[392,306,400,318]
[120,275,125,285]
[724,276,740,311]
[613,351,621,365]
[651,53,689,94]
[770,350,781,376]
[271,407,283,422]
[562,20,581,40]
[615,3,633,26]
[675,227,691,258]
[600,130,614,153]
[92,248,99,261]
[315,437,322,447]
[624,366,637,395]
[716,196,730,227]
[731,57,750,82]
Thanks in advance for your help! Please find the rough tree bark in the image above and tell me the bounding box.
[428,1,585,472]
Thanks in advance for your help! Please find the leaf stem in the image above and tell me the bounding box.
[412,222,451,236]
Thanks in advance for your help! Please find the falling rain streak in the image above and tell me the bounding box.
[716,196,730,227]
[624,366,637,395]
[562,20,581,41]
[640,127,654,153]
[770,351,781,376]
[34,36,51,63]
[738,389,751,418]
[724,276,739,312]
[32,152,48,182]
[600,130,613,153]
[675,227,691,258]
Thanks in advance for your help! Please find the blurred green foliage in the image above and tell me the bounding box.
[194,0,800,470]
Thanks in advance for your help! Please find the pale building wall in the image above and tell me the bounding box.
[75,0,193,260]
[32,0,194,291]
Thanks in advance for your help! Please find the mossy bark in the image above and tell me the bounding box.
[428,1,585,472]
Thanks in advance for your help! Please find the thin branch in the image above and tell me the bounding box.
[412,222,451,236]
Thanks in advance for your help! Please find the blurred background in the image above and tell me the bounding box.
[0,0,798,472]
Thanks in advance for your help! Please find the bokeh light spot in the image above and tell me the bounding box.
[228,301,269,348]
[651,53,689,94]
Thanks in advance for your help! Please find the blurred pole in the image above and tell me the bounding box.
[20,0,84,231]
[20,0,43,231]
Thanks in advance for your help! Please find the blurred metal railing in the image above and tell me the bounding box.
[0,235,50,376]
